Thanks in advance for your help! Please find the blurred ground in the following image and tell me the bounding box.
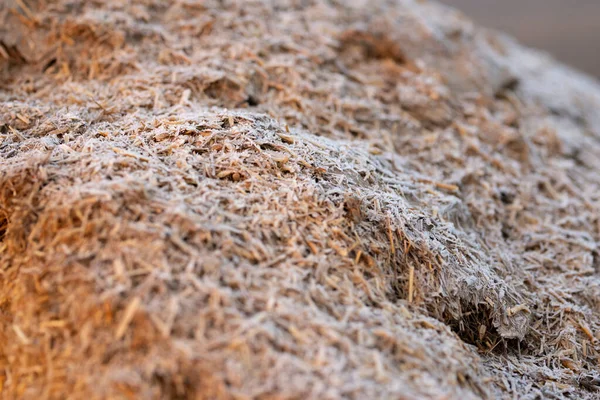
[442,0,600,78]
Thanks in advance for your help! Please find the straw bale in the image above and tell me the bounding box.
[1,0,600,398]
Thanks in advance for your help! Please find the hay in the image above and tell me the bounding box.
[1,0,600,398]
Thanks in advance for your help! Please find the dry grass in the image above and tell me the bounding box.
[1,0,600,399]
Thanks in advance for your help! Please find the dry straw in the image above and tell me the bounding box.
[1,0,600,398]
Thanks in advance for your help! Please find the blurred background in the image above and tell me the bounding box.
[441,0,600,78]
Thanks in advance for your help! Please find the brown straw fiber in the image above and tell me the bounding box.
[1,0,600,398]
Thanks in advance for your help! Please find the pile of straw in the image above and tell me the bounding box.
[1,0,600,398]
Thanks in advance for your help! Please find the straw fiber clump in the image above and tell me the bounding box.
[1,0,600,398]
